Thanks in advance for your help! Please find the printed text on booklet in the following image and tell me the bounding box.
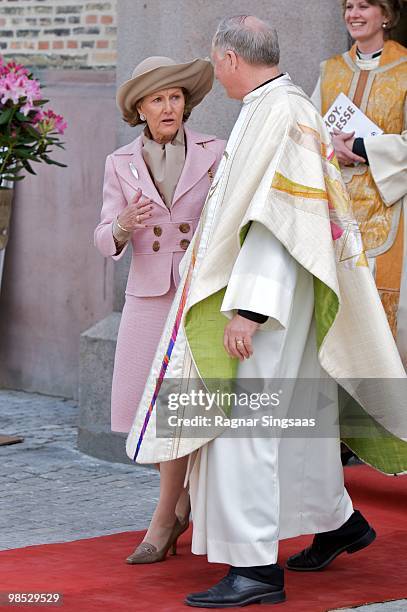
[323,93,383,138]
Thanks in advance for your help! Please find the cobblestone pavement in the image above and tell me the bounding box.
[0,389,405,611]
[333,605,407,612]
[0,389,159,550]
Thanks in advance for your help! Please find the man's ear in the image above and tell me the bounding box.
[226,49,238,71]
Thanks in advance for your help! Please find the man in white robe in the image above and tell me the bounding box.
[126,14,406,608]
[184,16,374,607]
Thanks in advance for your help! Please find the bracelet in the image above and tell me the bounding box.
[116,217,131,233]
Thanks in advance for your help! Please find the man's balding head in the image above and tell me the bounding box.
[212,15,280,67]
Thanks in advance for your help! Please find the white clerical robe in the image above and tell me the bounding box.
[126,74,406,567]
[190,221,353,566]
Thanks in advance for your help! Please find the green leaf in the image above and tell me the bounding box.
[2,174,23,181]
[0,107,14,125]
[17,136,38,145]
[14,112,30,122]
[42,156,67,168]
[22,124,41,138]
[21,159,36,175]
[12,148,33,159]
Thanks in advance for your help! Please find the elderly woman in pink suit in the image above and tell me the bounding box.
[95,56,225,564]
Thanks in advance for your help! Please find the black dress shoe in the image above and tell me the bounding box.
[185,570,286,608]
[286,509,376,571]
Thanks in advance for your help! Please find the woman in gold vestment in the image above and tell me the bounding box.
[312,0,407,367]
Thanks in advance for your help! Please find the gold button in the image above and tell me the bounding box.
[152,240,160,252]
[180,239,190,251]
[153,226,162,237]
[179,222,190,234]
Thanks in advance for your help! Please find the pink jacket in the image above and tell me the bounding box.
[95,126,225,297]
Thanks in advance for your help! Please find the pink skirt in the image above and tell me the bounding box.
[111,286,176,433]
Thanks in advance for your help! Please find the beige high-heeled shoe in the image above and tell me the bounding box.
[126,515,190,564]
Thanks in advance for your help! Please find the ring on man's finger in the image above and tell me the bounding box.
[236,339,244,345]
[136,215,140,223]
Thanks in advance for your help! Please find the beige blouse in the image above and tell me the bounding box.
[142,125,186,208]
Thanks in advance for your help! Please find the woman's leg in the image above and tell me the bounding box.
[143,455,189,549]
[153,461,190,522]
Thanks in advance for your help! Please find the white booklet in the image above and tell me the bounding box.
[323,92,383,137]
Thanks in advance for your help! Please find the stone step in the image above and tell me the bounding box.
[78,311,131,464]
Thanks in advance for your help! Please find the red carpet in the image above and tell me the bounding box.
[1,465,406,611]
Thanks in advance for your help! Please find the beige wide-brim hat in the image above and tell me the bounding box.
[116,56,214,125]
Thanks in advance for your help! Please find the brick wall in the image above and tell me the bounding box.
[0,0,117,69]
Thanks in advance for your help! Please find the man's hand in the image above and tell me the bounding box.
[223,314,259,361]
[332,129,366,165]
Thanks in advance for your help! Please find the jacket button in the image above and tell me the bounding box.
[153,226,162,237]
[152,240,160,252]
[179,222,190,234]
[180,239,190,251]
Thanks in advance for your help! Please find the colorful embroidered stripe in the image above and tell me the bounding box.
[133,254,195,460]
[272,172,328,200]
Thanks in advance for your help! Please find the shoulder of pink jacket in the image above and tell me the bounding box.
[112,135,142,157]
[184,126,225,159]
[184,125,218,145]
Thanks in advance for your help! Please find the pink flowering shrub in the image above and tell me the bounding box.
[0,58,67,186]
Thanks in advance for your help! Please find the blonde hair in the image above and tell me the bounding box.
[340,0,402,29]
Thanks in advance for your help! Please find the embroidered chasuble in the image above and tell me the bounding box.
[318,40,407,360]
[127,75,407,475]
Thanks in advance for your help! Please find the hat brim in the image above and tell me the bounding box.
[116,58,214,125]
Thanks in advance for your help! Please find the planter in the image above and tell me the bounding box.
[0,186,13,251]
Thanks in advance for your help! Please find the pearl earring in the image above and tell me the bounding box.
[382,22,388,28]
[139,112,146,121]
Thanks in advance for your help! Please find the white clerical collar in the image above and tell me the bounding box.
[243,73,292,104]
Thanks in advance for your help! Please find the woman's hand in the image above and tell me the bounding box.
[117,188,154,231]
[223,314,259,361]
[332,129,366,165]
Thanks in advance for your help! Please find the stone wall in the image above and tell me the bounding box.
[0,0,117,68]
[0,1,118,398]
[0,69,117,398]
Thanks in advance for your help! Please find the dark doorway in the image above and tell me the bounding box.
[392,5,407,45]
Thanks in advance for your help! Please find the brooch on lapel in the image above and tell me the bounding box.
[129,162,139,180]
[200,142,215,181]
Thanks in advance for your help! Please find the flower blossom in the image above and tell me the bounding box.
[35,109,67,135]
[0,56,67,182]
[0,59,29,78]
[0,71,41,109]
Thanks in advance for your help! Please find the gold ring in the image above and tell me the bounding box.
[236,339,244,345]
